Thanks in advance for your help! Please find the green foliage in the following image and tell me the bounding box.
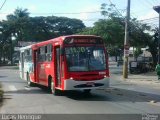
[134,47,142,59]
[79,4,125,52]
[3,8,85,42]
[0,8,85,64]
[94,19,124,46]
[79,3,157,63]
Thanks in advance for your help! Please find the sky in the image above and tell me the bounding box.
[0,0,159,27]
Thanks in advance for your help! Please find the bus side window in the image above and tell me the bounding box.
[37,45,52,62]
[24,50,27,62]
[28,49,32,62]
[24,49,32,62]
[38,47,46,62]
[37,48,40,62]
[46,44,52,61]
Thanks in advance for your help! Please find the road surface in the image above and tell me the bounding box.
[0,66,160,120]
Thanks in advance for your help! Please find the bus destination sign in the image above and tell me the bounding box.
[64,38,103,44]
[74,39,96,43]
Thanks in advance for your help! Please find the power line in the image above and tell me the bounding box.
[108,0,123,16]
[152,0,159,4]
[142,20,158,23]
[139,17,158,21]
[107,0,156,33]
[138,0,151,8]
[0,0,7,10]
[0,9,125,16]
[32,11,101,15]
[106,0,158,31]
[0,11,101,15]
[131,7,152,14]
[146,0,155,6]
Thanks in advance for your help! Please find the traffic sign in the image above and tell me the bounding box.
[124,49,129,56]
[124,45,130,50]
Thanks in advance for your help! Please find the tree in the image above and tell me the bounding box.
[0,8,86,65]
[0,21,14,64]
[79,4,125,60]
[80,3,157,66]
[4,8,85,42]
[6,8,30,41]
[134,47,142,61]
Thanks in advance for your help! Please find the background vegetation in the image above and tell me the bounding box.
[0,4,159,66]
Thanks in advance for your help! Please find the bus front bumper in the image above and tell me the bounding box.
[64,77,109,90]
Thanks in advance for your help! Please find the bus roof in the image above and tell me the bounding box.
[30,35,102,49]
[19,45,32,52]
[62,35,101,38]
[61,35,102,42]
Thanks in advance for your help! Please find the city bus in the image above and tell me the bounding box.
[19,35,110,95]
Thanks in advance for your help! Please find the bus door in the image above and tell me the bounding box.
[33,50,38,83]
[21,52,25,79]
[55,46,61,87]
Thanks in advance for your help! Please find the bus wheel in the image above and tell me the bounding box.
[50,78,58,95]
[27,73,33,86]
[84,89,91,94]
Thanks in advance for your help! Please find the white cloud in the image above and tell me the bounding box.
[28,5,37,12]
[79,13,88,20]
[77,5,102,26]
[138,10,158,20]
[0,10,13,21]
[78,5,100,20]
[0,13,7,20]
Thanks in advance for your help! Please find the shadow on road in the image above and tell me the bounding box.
[63,90,108,101]
[64,88,160,103]
[3,85,160,103]
[0,76,7,78]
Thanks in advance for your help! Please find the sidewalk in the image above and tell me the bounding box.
[109,64,160,96]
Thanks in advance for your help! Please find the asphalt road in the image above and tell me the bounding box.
[0,66,160,119]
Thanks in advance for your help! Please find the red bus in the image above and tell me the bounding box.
[19,35,109,95]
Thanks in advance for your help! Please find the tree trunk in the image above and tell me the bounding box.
[133,46,135,61]
[10,41,13,65]
[115,55,117,62]
[149,46,157,68]
[3,53,5,64]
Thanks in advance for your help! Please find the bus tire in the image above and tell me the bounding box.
[84,89,91,94]
[27,73,33,86]
[50,77,59,95]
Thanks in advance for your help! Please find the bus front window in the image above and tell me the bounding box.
[65,46,106,72]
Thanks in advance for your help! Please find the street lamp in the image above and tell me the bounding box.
[153,5,160,64]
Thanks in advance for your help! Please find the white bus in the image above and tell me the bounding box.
[19,45,33,85]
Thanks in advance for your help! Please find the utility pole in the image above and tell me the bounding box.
[153,6,160,64]
[10,39,13,65]
[123,0,130,78]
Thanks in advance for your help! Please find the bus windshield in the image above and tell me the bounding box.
[65,46,106,72]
